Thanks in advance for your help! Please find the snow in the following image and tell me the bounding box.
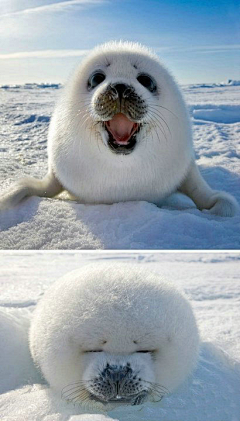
[0,83,239,250]
[0,252,239,421]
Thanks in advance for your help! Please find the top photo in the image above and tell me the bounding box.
[0,0,239,250]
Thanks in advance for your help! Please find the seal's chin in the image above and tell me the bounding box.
[90,394,133,405]
[90,393,146,407]
[104,113,140,155]
[89,388,149,407]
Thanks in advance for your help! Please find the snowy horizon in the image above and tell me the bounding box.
[1,79,240,88]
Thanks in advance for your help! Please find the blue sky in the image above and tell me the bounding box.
[0,0,239,84]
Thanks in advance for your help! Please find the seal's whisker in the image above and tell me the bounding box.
[148,115,167,143]
[80,114,92,129]
[62,385,86,394]
[147,106,172,134]
[61,380,90,393]
[142,380,169,394]
[153,123,164,145]
[147,106,170,131]
[151,391,165,401]
[63,387,92,403]
[77,110,89,120]
[70,393,90,404]
[63,389,86,400]
[147,100,180,120]
[62,386,88,397]
[62,384,83,394]
[79,110,91,120]
[65,388,88,398]
[62,385,83,394]
[148,114,168,142]
[150,386,168,397]
[149,383,169,393]
[147,106,173,139]
[150,387,168,399]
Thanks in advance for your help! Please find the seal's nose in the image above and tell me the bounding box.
[112,84,132,100]
[99,362,133,399]
[102,362,132,380]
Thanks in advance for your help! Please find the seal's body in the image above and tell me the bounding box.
[48,42,192,205]
[0,41,238,216]
[29,264,199,410]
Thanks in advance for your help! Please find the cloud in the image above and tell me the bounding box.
[1,43,239,61]
[0,49,90,59]
[157,44,240,55]
[0,0,107,17]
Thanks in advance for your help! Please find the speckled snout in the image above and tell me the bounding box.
[88,362,148,405]
[94,83,148,122]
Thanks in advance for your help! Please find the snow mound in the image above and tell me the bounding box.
[192,105,240,123]
[219,80,240,86]
[0,385,118,421]
[0,195,239,249]
[0,309,41,394]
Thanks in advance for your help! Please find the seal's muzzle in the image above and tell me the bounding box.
[88,362,148,405]
[94,82,147,154]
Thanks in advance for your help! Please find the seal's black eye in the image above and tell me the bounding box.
[88,72,106,90]
[137,74,157,93]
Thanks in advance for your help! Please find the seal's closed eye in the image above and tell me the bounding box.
[85,350,103,353]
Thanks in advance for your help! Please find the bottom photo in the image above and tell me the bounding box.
[0,251,239,421]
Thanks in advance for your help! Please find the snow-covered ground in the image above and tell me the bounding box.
[0,82,239,249]
[0,251,239,421]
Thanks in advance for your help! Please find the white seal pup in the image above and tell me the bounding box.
[1,41,237,216]
[29,263,199,410]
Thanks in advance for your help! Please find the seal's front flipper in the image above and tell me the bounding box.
[179,161,239,217]
[0,171,63,211]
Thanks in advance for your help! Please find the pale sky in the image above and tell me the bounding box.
[0,0,239,85]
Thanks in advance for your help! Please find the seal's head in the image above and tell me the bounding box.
[48,41,192,204]
[29,264,199,410]
[61,41,189,156]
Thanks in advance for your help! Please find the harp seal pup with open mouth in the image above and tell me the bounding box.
[29,263,199,410]
[0,41,238,216]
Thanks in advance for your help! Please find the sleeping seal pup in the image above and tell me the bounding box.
[0,41,238,216]
[29,263,199,410]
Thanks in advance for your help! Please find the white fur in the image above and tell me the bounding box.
[48,41,193,205]
[29,263,199,410]
[0,41,238,216]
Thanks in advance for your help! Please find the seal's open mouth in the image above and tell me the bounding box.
[105,113,139,155]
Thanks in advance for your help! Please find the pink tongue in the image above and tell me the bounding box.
[106,113,138,145]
